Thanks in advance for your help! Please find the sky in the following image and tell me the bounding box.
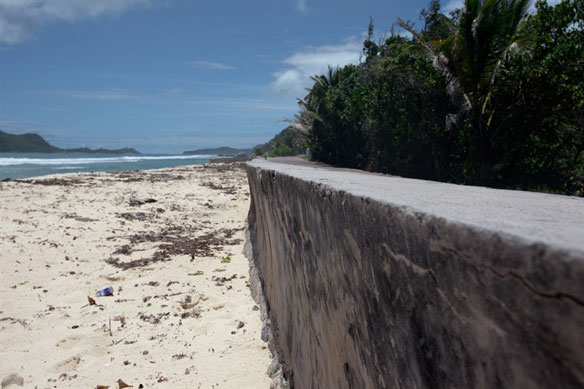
[1,0,436,153]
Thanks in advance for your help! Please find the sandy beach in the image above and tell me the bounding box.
[0,163,271,388]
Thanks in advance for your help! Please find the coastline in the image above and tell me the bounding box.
[0,163,271,388]
[0,152,215,181]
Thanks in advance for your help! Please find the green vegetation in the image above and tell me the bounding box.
[183,146,252,156]
[65,147,140,154]
[0,130,140,154]
[0,130,60,153]
[221,256,232,263]
[292,0,583,196]
[253,126,307,157]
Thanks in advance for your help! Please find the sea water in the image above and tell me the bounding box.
[0,153,215,180]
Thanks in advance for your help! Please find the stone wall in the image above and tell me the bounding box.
[246,158,584,389]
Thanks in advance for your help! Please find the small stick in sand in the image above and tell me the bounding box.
[109,317,112,337]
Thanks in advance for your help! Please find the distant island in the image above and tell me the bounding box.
[183,127,306,158]
[183,146,252,156]
[0,130,140,154]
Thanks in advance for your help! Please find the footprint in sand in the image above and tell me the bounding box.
[56,335,107,357]
[51,354,82,374]
[56,336,81,350]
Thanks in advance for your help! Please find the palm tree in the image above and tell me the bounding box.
[283,66,341,161]
[398,0,533,184]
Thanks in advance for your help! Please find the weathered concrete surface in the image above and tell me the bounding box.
[246,157,584,389]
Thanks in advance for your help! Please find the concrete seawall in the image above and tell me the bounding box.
[246,157,584,389]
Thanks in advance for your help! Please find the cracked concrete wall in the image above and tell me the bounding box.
[246,160,584,389]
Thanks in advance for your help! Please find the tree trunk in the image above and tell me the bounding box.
[471,114,492,186]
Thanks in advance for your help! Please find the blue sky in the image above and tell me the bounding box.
[0,0,436,153]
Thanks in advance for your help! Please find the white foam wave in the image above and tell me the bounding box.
[0,154,214,166]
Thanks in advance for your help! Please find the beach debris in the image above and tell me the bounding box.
[96,286,114,297]
[118,212,150,222]
[189,271,204,276]
[129,198,157,206]
[237,321,245,329]
[117,379,133,388]
[74,216,99,222]
[88,296,96,306]
[212,304,225,311]
[96,386,109,389]
[212,274,238,287]
[129,227,243,257]
[113,244,133,255]
[113,312,126,326]
[1,373,24,388]
[18,177,84,186]
[0,317,29,329]
[180,292,203,310]
[105,251,170,270]
[221,256,231,263]
[106,226,244,270]
[180,309,201,319]
[139,312,170,324]
[200,181,238,195]
[104,275,124,282]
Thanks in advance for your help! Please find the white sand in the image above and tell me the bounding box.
[0,164,271,388]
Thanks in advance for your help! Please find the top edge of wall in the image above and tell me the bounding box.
[247,157,584,255]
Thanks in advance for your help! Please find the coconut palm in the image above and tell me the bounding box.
[398,0,533,184]
[282,66,341,161]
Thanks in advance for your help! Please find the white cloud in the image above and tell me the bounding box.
[0,0,151,44]
[296,0,307,13]
[270,37,362,97]
[189,60,235,70]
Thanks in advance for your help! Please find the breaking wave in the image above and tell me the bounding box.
[0,154,214,166]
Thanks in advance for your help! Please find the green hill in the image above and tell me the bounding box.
[64,147,140,155]
[253,126,307,157]
[0,130,140,154]
[0,130,61,153]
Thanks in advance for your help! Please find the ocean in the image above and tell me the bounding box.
[0,153,215,180]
